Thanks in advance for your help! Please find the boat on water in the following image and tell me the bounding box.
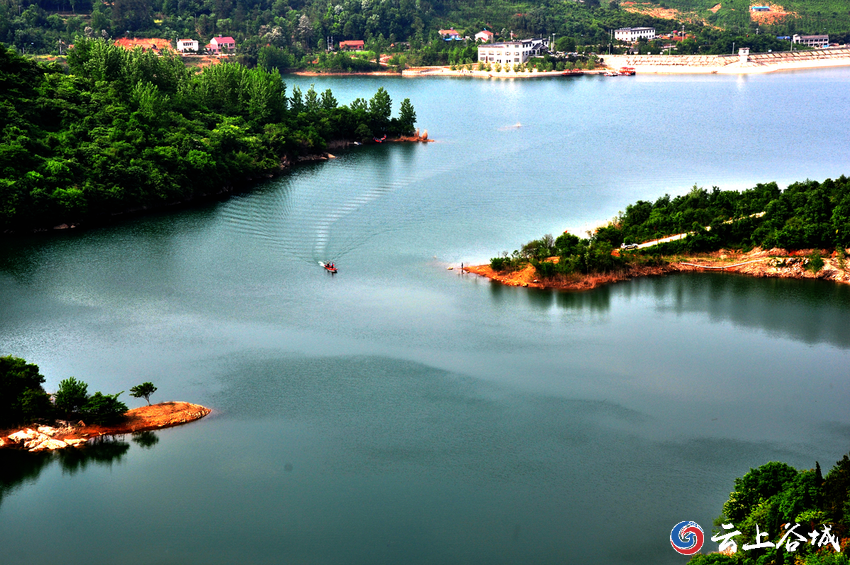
[319,261,338,274]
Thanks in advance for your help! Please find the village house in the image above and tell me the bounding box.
[206,36,236,54]
[477,38,547,65]
[339,40,365,51]
[614,27,656,43]
[176,39,198,53]
[439,29,461,40]
[475,30,495,42]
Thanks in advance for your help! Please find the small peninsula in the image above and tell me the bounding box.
[466,176,850,291]
[465,248,850,291]
[1,402,212,452]
[0,356,211,452]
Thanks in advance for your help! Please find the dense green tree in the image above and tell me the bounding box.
[823,454,850,535]
[129,382,157,405]
[54,377,90,414]
[368,87,392,135]
[398,98,416,135]
[82,391,128,424]
[0,356,47,426]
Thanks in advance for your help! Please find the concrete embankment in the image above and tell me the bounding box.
[603,47,850,75]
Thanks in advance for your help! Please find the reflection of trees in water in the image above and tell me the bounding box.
[0,432,158,507]
[488,282,612,313]
[647,273,850,348]
[0,450,51,507]
[132,431,159,449]
[57,436,130,476]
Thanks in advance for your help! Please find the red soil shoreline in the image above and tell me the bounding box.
[0,401,212,451]
[463,248,850,291]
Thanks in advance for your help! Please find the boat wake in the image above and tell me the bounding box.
[216,148,458,267]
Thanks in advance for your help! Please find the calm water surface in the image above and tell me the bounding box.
[1,70,850,565]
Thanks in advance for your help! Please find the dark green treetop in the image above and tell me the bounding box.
[129,382,157,405]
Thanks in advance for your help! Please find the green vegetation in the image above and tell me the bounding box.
[129,382,157,405]
[0,40,416,231]
[54,377,89,414]
[0,355,129,426]
[490,176,850,279]
[3,0,845,64]
[81,391,129,424]
[618,178,850,253]
[687,452,850,565]
[0,356,52,425]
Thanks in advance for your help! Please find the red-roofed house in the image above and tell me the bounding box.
[439,29,461,40]
[206,36,236,54]
[339,40,365,51]
[475,30,494,42]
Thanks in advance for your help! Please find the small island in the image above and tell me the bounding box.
[465,177,850,291]
[0,356,211,452]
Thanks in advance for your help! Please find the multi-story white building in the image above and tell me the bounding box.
[614,27,656,43]
[477,38,546,65]
[792,34,829,48]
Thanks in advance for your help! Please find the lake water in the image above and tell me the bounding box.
[2,69,850,565]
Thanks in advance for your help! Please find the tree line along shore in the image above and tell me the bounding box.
[0,39,419,233]
[470,177,850,291]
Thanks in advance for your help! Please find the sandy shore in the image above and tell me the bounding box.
[463,249,850,292]
[291,70,403,77]
[402,66,591,79]
[603,47,850,75]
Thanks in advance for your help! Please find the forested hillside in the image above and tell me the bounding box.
[0,39,416,231]
[3,0,845,61]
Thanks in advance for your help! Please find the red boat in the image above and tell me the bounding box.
[320,261,338,273]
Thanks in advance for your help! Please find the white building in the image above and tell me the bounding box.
[176,39,199,53]
[792,34,829,48]
[477,38,546,65]
[614,27,656,43]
